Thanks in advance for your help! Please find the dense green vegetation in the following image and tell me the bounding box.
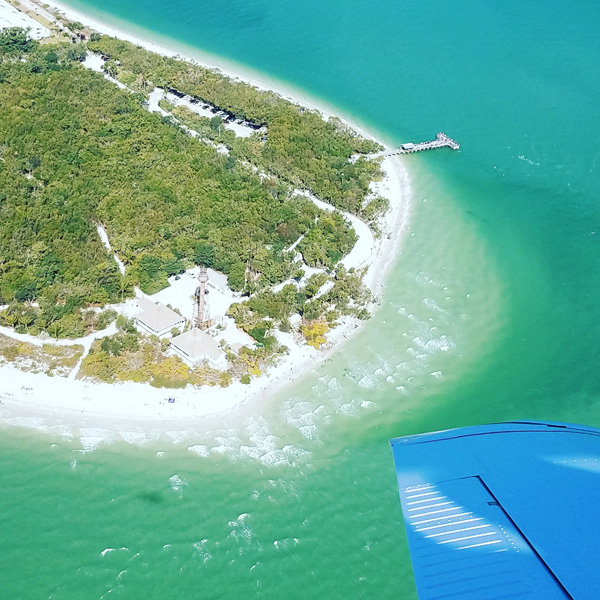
[228,265,371,346]
[87,36,386,215]
[0,29,385,384]
[0,302,116,339]
[0,34,361,305]
[0,27,36,58]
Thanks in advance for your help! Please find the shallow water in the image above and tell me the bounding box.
[2,0,600,597]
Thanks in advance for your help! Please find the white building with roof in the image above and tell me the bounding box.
[136,302,185,337]
[170,328,227,368]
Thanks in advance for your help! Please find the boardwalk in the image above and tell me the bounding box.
[385,132,460,156]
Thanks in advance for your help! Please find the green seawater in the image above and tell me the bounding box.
[2,1,600,597]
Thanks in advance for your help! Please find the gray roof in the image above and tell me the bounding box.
[170,328,223,360]
[137,296,156,311]
[137,303,184,333]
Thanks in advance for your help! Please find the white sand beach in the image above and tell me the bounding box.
[0,0,412,434]
[0,0,50,38]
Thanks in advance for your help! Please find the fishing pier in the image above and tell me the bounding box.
[386,132,460,156]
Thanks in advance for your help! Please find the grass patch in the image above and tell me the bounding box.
[79,333,284,388]
[0,334,84,376]
[79,338,227,388]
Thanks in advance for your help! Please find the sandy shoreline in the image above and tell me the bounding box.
[27,0,393,145]
[0,0,412,437]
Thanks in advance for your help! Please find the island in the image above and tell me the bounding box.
[0,0,411,426]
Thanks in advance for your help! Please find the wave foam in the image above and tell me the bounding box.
[169,474,188,494]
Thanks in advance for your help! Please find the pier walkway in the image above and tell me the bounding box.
[384,132,460,156]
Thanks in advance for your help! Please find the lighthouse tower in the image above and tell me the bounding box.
[193,267,211,329]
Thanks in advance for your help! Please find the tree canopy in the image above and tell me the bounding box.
[87,36,385,213]
[0,31,381,345]
[0,27,37,58]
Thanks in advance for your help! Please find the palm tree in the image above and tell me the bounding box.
[18,313,34,334]
[50,321,62,340]
[0,309,10,327]
[4,312,17,330]
[66,21,84,35]
[35,317,47,335]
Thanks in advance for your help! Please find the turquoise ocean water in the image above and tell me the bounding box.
[2,1,600,597]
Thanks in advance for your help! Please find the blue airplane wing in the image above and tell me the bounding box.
[390,421,600,599]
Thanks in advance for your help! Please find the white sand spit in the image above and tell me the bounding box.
[0,0,50,39]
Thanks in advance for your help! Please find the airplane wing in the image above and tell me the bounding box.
[390,421,600,599]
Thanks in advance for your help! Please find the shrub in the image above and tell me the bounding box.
[301,320,329,349]
[116,314,137,333]
[0,27,37,57]
[97,309,117,330]
[219,372,232,387]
